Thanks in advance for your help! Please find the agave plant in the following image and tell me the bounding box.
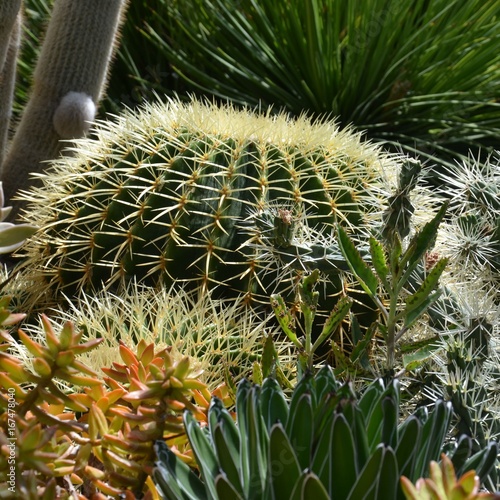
[153,367,498,500]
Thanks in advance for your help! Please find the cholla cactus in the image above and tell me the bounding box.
[436,153,500,296]
[14,98,402,313]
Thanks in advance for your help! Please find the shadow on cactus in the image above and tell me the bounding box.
[13,98,400,319]
[153,367,499,500]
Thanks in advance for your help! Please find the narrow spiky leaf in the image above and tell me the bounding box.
[337,226,378,297]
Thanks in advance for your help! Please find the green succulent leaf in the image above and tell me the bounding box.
[347,444,386,500]
[328,414,359,499]
[369,236,389,285]
[312,295,352,352]
[153,440,209,500]
[215,473,244,500]
[403,257,448,328]
[337,225,378,297]
[414,400,453,478]
[460,441,499,485]
[184,410,219,500]
[395,416,421,481]
[381,396,399,450]
[399,202,448,284]
[285,392,314,470]
[269,423,302,500]
[260,377,289,430]
[270,294,300,348]
[290,471,330,500]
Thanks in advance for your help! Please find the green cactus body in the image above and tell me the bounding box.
[17,99,396,309]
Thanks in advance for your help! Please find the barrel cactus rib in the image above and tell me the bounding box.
[16,98,398,310]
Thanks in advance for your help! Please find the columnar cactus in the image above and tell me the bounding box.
[0,1,21,166]
[0,0,129,217]
[15,99,403,314]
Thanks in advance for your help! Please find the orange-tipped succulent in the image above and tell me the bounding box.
[401,454,500,500]
[0,297,216,498]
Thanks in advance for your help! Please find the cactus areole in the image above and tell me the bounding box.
[17,99,395,308]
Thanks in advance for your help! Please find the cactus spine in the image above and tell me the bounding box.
[16,98,399,311]
[0,0,129,217]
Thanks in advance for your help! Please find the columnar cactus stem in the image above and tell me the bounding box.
[0,1,22,166]
[0,0,129,218]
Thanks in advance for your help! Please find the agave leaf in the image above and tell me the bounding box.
[213,422,243,496]
[381,395,399,451]
[347,444,385,500]
[313,365,340,404]
[414,400,453,479]
[395,416,421,480]
[328,414,359,499]
[375,447,398,500]
[237,381,267,498]
[285,392,314,470]
[358,379,385,421]
[449,435,473,477]
[337,225,378,297]
[269,423,302,500]
[260,377,289,429]
[215,473,244,500]
[460,442,499,485]
[290,470,330,500]
[311,406,335,490]
[184,410,219,500]
[153,441,208,500]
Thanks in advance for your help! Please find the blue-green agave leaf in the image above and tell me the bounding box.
[183,411,219,499]
[328,414,358,499]
[269,423,302,500]
[290,470,330,500]
[395,416,421,480]
[285,392,314,470]
[347,444,386,500]
[260,377,289,430]
[153,440,209,500]
[215,473,245,500]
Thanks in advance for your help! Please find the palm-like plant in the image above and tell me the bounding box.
[144,0,500,170]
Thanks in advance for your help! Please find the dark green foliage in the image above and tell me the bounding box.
[145,0,500,170]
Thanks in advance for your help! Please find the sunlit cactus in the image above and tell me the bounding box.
[15,98,401,311]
